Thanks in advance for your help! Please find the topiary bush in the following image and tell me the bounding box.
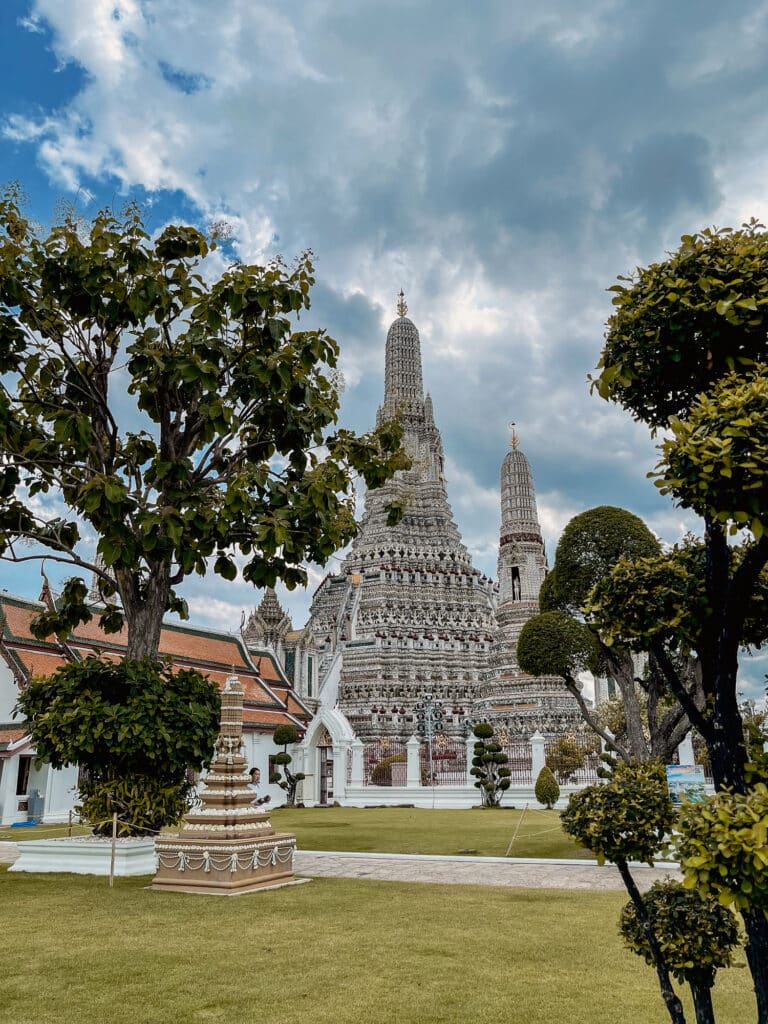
[535,766,560,809]
[470,722,511,807]
[271,724,305,806]
[620,880,740,1024]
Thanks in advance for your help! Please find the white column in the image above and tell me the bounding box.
[350,739,364,787]
[466,734,476,785]
[332,742,349,803]
[406,735,421,789]
[677,733,695,766]
[0,755,20,825]
[530,730,546,781]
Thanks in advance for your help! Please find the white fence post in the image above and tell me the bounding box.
[530,730,546,782]
[350,739,364,787]
[677,733,695,766]
[466,734,476,785]
[406,735,421,789]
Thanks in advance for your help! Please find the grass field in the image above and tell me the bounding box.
[271,805,592,858]
[0,806,592,859]
[0,867,752,1024]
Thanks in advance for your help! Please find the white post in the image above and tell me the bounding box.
[406,735,421,789]
[0,754,19,824]
[530,730,546,782]
[350,739,364,787]
[465,734,476,785]
[332,743,348,803]
[677,733,695,766]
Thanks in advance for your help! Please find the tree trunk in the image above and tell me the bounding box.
[615,859,687,1024]
[690,983,715,1024]
[741,909,768,1024]
[609,650,651,760]
[115,562,171,662]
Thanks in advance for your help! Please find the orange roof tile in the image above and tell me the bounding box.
[242,709,302,728]
[2,601,46,642]
[0,727,26,743]
[14,649,70,679]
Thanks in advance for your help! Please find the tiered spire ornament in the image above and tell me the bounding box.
[481,429,581,737]
[397,289,408,317]
[152,673,301,895]
[308,299,496,740]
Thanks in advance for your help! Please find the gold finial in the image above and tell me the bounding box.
[397,289,408,318]
[508,420,519,450]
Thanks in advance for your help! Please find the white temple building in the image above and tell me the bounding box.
[240,295,583,804]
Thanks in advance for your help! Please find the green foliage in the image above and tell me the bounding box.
[371,753,407,786]
[594,220,768,427]
[535,766,560,809]
[273,724,300,747]
[0,189,407,657]
[550,506,660,612]
[16,656,219,776]
[517,611,599,679]
[78,773,191,837]
[271,723,305,806]
[677,784,768,913]
[654,369,768,540]
[546,735,588,782]
[561,760,676,865]
[15,655,219,833]
[470,722,511,808]
[620,879,740,988]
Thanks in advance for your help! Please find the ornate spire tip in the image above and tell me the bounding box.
[397,289,408,318]
[508,421,519,450]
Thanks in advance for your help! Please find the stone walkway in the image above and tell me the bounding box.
[1,841,680,891]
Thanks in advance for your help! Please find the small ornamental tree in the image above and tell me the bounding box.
[621,880,741,1024]
[470,722,511,808]
[561,760,685,1024]
[592,223,768,1016]
[15,656,220,834]
[523,507,699,764]
[545,734,587,782]
[270,724,305,806]
[534,766,560,809]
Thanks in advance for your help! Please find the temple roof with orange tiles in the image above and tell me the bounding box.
[0,591,312,742]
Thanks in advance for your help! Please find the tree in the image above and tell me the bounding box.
[270,724,305,806]
[469,722,511,807]
[534,766,560,809]
[522,506,699,763]
[15,656,220,834]
[0,188,407,661]
[620,880,740,1024]
[545,734,588,783]
[592,221,768,1019]
[561,760,685,1024]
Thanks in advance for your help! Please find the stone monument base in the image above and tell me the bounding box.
[151,832,299,895]
[9,836,157,876]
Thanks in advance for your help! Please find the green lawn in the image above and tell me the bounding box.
[271,805,594,859]
[0,807,593,858]
[0,867,752,1024]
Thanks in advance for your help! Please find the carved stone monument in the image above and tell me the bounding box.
[151,672,301,895]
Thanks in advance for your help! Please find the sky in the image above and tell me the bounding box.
[2,0,768,700]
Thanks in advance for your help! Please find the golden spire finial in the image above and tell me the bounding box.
[508,420,519,450]
[397,289,408,318]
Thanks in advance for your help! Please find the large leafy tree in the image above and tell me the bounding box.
[0,188,406,659]
[592,222,768,1021]
[518,506,698,762]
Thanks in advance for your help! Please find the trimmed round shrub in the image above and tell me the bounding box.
[371,753,407,786]
[535,766,560,809]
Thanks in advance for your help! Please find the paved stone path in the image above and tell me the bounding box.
[293,851,681,891]
[1,842,679,891]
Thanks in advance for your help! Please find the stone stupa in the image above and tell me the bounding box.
[152,672,302,895]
